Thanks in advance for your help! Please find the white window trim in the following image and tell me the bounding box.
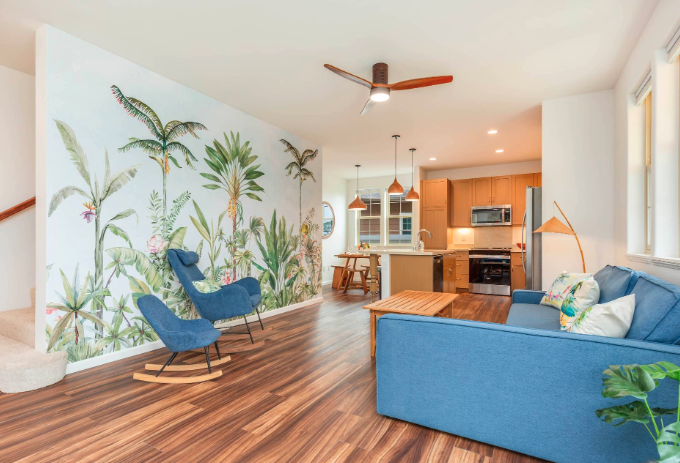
[356,188,382,246]
[386,187,414,246]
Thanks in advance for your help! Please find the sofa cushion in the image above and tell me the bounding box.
[506,303,561,332]
[593,265,614,289]
[627,273,680,343]
[598,266,638,304]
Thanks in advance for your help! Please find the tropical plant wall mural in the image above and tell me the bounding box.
[42,27,322,364]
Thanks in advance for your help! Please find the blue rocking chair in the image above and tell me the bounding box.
[133,295,228,383]
[167,249,266,347]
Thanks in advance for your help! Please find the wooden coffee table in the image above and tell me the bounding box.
[363,290,458,357]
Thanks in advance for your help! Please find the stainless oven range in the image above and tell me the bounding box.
[468,248,511,296]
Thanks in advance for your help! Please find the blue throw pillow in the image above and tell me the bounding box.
[627,273,680,343]
[598,266,637,304]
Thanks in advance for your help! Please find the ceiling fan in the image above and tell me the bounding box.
[324,62,453,115]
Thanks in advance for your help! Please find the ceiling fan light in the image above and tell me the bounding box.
[370,87,390,102]
[405,188,420,201]
[388,178,404,195]
[348,195,367,210]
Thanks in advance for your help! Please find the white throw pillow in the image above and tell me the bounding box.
[559,276,600,330]
[568,295,636,338]
[541,271,593,310]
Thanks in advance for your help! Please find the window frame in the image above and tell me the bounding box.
[386,187,414,246]
[644,91,652,254]
[356,188,382,246]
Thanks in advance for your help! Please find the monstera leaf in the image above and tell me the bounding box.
[106,248,162,291]
[602,365,658,400]
[596,401,675,427]
[643,362,680,382]
[657,421,680,462]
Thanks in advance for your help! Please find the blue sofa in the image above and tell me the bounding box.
[376,265,680,463]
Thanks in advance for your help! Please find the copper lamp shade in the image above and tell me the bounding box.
[405,148,419,201]
[348,165,367,211]
[348,195,367,210]
[534,201,585,272]
[388,135,404,195]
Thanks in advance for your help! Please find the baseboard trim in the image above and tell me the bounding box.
[322,280,332,286]
[65,296,324,375]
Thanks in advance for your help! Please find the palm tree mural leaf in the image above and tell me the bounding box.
[201,132,265,279]
[113,85,207,238]
[280,139,318,240]
[101,164,140,201]
[106,248,163,291]
[105,224,133,248]
[111,86,163,140]
[167,227,187,250]
[54,120,92,187]
[48,186,90,217]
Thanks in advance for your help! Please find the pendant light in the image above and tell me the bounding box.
[405,148,420,201]
[348,165,367,210]
[388,135,404,195]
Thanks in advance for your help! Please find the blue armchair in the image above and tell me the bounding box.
[167,248,264,343]
[134,295,224,383]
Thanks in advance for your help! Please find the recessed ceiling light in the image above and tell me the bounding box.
[429,157,437,161]
[488,130,498,134]
[495,149,504,153]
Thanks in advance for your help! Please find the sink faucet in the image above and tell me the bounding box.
[416,229,432,251]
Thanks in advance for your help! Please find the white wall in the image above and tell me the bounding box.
[0,64,35,312]
[542,90,615,286]
[613,0,680,286]
[425,160,542,180]
[321,171,347,284]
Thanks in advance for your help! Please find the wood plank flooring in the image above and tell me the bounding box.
[0,288,548,463]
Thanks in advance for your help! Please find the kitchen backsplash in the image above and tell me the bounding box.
[450,226,522,249]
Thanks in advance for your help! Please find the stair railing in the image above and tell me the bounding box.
[0,197,36,222]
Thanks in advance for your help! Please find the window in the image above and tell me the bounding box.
[645,91,652,253]
[387,188,413,245]
[357,189,381,245]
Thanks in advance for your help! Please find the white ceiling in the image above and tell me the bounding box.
[0,0,658,178]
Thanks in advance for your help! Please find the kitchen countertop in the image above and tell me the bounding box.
[358,249,457,256]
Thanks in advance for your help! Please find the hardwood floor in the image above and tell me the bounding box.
[0,288,547,463]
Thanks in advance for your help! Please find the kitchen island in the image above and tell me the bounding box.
[360,249,457,300]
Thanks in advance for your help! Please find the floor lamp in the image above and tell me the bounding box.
[534,201,586,273]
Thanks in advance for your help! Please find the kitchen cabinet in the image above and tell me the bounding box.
[472,176,511,206]
[511,253,525,292]
[511,174,536,225]
[471,177,492,206]
[421,179,449,209]
[455,250,469,291]
[420,208,449,249]
[491,176,512,204]
[443,254,456,293]
[450,179,472,227]
[534,173,542,187]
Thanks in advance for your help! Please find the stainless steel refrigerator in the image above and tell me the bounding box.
[521,187,542,290]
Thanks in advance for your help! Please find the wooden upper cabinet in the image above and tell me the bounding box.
[421,179,449,209]
[534,173,542,187]
[491,176,512,205]
[471,177,491,206]
[420,207,448,249]
[511,174,535,225]
[450,179,472,227]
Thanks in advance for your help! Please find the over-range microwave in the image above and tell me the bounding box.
[471,205,512,227]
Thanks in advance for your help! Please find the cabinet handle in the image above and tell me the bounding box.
[448,269,452,276]
[456,278,461,280]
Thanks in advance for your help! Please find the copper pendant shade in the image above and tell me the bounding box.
[388,135,404,195]
[405,148,420,201]
[348,165,367,210]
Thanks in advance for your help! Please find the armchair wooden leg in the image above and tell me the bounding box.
[145,356,231,371]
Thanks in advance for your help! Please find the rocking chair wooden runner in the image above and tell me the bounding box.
[168,249,270,352]
[133,295,228,384]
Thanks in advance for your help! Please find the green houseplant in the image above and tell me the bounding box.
[597,362,680,462]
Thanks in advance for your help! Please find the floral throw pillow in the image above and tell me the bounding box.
[193,279,222,293]
[540,271,593,310]
[559,276,600,330]
[568,295,635,337]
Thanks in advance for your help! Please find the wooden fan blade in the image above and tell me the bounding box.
[389,76,453,91]
[324,64,373,89]
[360,98,377,116]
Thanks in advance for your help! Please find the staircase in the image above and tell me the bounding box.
[0,289,67,393]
